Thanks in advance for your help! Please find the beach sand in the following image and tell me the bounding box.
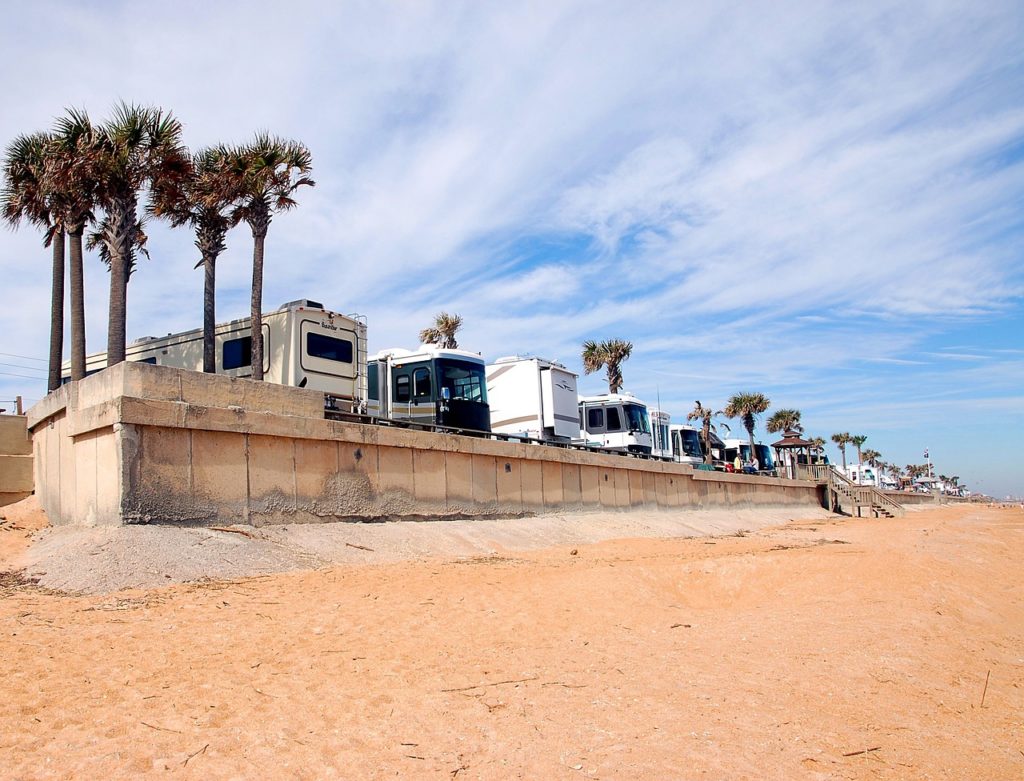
[1,500,1021,779]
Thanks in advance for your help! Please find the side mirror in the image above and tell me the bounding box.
[441,387,451,401]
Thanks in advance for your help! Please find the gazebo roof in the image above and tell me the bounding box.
[771,429,814,448]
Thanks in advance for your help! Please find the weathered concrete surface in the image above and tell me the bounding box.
[28,363,823,526]
[0,415,32,507]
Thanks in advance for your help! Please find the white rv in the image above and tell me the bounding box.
[669,423,704,466]
[721,437,775,473]
[367,345,491,432]
[578,392,653,455]
[649,408,672,460]
[486,356,579,443]
[65,299,368,410]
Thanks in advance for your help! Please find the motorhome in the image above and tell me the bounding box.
[578,392,653,455]
[721,437,776,473]
[668,423,704,466]
[367,345,491,432]
[486,356,579,442]
[649,408,672,460]
[65,299,368,410]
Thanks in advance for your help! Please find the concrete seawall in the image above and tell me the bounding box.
[0,414,32,507]
[28,363,824,527]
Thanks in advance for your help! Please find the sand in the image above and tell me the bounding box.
[0,500,1021,779]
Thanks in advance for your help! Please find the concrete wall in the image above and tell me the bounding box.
[0,414,32,506]
[29,363,823,527]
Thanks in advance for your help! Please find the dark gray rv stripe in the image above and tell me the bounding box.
[485,364,515,382]
[553,413,578,423]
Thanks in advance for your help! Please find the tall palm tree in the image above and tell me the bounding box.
[581,338,633,394]
[862,448,881,467]
[228,133,314,381]
[832,432,851,470]
[2,131,65,391]
[766,408,803,435]
[151,146,240,372]
[419,311,462,349]
[809,436,826,458]
[723,392,770,464]
[92,103,190,366]
[49,108,102,380]
[686,400,728,464]
[849,434,867,467]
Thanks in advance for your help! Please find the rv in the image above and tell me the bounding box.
[367,345,491,432]
[650,408,672,460]
[486,356,579,442]
[721,437,776,474]
[65,299,367,410]
[578,392,653,455]
[669,423,705,466]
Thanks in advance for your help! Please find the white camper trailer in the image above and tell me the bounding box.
[66,299,367,410]
[578,392,653,455]
[486,356,579,443]
[649,408,672,460]
[721,437,775,473]
[669,424,704,466]
[366,345,491,432]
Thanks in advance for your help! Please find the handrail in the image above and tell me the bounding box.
[795,463,904,517]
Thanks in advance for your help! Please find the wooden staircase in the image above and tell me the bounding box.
[796,463,904,518]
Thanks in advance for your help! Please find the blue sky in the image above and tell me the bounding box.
[1,1,1022,498]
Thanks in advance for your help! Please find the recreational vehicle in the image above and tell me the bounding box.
[721,437,776,474]
[650,408,672,460]
[64,299,368,409]
[578,392,653,455]
[367,345,491,432]
[486,356,579,442]
[669,423,705,466]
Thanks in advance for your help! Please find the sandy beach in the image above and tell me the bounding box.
[1,501,1021,779]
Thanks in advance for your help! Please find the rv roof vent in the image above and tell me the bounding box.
[130,336,159,345]
[279,298,324,310]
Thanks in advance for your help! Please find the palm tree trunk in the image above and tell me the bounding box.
[47,229,66,392]
[747,427,756,468]
[68,228,86,380]
[105,197,135,367]
[250,232,265,381]
[702,422,711,464]
[203,254,216,373]
[107,250,128,366]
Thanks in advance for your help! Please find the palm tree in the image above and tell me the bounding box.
[862,448,881,467]
[686,400,729,464]
[228,133,314,381]
[49,108,102,380]
[766,408,803,435]
[581,339,633,394]
[419,312,462,349]
[2,131,66,391]
[849,434,867,467]
[151,146,240,372]
[832,432,851,470]
[723,392,770,465]
[92,103,190,366]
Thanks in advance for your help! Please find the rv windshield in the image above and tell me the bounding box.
[622,404,650,434]
[437,359,487,403]
[678,429,703,458]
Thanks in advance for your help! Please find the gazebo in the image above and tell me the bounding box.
[771,429,815,480]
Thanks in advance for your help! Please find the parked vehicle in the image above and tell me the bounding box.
[486,356,578,442]
[578,392,653,455]
[649,409,672,460]
[64,299,368,410]
[669,424,704,466]
[721,437,775,473]
[367,345,490,432]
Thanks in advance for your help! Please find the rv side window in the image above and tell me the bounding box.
[223,336,252,370]
[395,374,411,403]
[606,407,622,431]
[137,357,157,365]
[413,368,431,399]
[367,363,379,401]
[306,332,353,363]
[587,408,604,431]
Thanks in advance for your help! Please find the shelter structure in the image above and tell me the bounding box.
[771,429,815,480]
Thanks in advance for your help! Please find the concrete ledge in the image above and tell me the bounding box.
[30,363,825,526]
